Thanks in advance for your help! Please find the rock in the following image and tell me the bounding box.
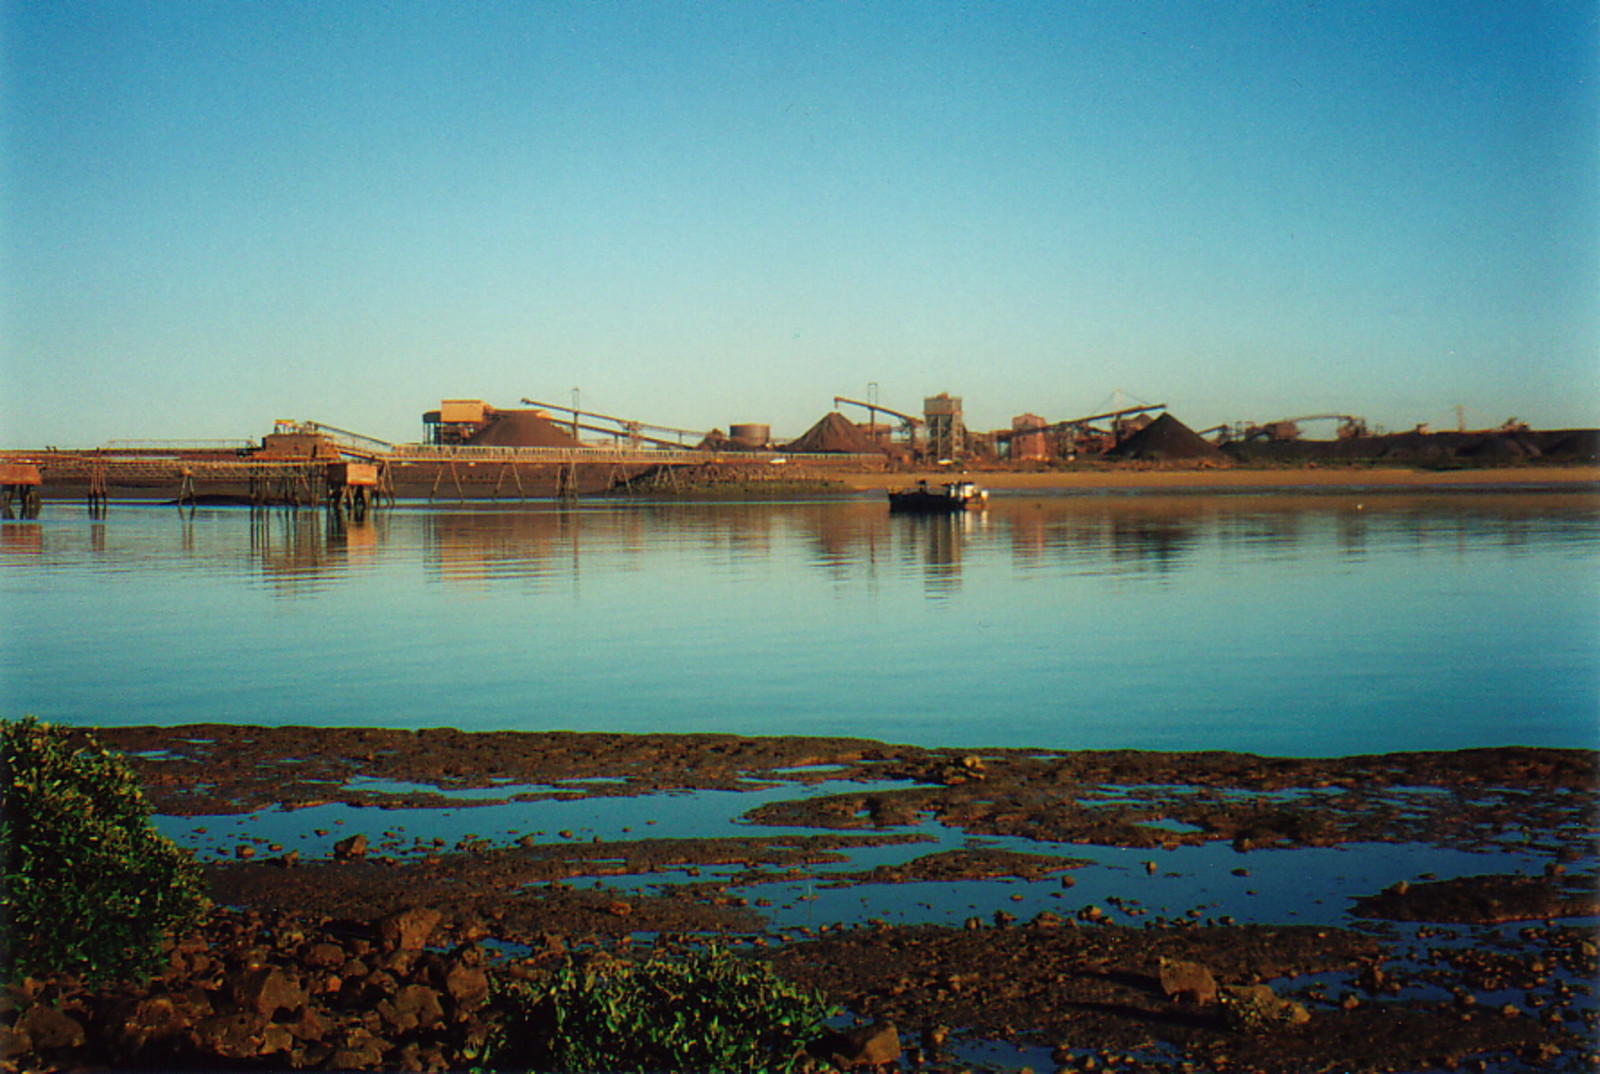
[1219,984,1311,1030]
[1357,963,1389,994]
[819,1021,901,1068]
[379,948,422,975]
[328,1028,390,1070]
[107,993,196,1053]
[443,961,490,1010]
[379,907,442,952]
[1158,958,1218,1005]
[362,969,401,999]
[377,984,445,1033]
[302,941,347,969]
[13,1004,86,1051]
[192,1010,286,1059]
[285,1004,329,1043]
[225,965,306,1017]
[262,1024,295,1054]
[334,833,369,860]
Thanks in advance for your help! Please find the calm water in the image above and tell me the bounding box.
[3,489,1597,755]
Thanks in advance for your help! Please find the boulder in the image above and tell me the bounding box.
[1219,983,1311,1030]
[328,1027,390,1071]
[106,993,197,1053]
[1158,958,1218,1005]
[443,961,490,1011]
[378,907,442,952]
[333,833,369,860]
[191,1011,290,1059]
[818,1021,901,1068]
[302,941,347,969]
[377,985,445,1033]
[224,965,306,1017]
[13,1004,86,1051]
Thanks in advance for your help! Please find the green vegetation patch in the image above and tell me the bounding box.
[1,717,207,983]
[492,945,835,1073]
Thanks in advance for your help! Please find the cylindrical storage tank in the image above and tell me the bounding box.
[728,423,771,449]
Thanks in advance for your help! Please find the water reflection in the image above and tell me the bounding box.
[894,512,974,596]
[3,491,1595,594]
[3,490,1595,752]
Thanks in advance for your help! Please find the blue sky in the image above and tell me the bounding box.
[3,1,1596,447]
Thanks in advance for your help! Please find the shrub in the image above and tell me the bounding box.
[1,717,207,982]
[493,945,835,1073]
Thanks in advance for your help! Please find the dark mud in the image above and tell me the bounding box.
[5,726,1597,1073]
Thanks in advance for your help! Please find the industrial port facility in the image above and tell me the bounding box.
[2,392,1596,516]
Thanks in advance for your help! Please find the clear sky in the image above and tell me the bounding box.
[3,1,1596,447]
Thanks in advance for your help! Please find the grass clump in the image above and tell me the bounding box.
[1,717,207,982]
[493,945,834,1073]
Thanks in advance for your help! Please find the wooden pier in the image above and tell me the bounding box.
[0,443,884,510]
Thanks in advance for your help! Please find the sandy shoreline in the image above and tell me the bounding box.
[832,464,1600,493]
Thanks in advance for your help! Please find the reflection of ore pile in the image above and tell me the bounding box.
[1105,413,1230,464]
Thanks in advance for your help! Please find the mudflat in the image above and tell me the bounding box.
[7,725,1596,1073]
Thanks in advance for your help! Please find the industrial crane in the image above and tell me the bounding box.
[832,396,924,432]
[992,403,1167,441]
[271,420,396,458]
[1242,414,1368,441]
[519,399,709,449]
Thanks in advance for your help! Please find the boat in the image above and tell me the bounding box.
[886,479,988,513]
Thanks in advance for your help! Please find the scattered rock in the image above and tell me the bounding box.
[106,992,196,1053]
[1158,958,1218,1005]
[1219,983,1310,1030]
[442,950,490,1011]
[818,1021,902,1068]
[224,965,306,1017]
[328,1027,389,1070]
[12,1004,86,1051]
[192,1010,289,1059]
[1352,873,1599,924]
[302,941,347,969]
[334,833,369,860]
[376,984,444,1033]
[378,906,443,951]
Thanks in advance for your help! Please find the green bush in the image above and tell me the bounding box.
[1,717,207,982]
[494,945,835,1073]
